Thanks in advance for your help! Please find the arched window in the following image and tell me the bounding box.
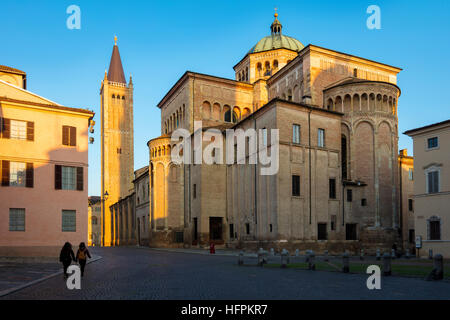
[273,60,279,69]
[91,216,98,225]
[122,96,125,100]
[112,94,115,99]
[264,61,271,76]
[245,67,249,81]
[341,135,348,179]
[117,95,120,99]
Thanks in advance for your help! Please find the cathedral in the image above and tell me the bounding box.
[100,37,135,247]
[106,13,410,253]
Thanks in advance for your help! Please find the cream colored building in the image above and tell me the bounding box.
[100,37,134,247]
[405,120,450,258]
[134,166,150,246]
[144,14,411,253]
[0,65,94,257]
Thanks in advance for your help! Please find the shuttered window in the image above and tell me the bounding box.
[9,208,25,231]
[9,162,26,187]
[0,118,33,140]
[62,210,76,232]
[62,126,76,146]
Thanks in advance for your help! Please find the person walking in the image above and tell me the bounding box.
[59,242,75,279]
[76,242,91,277]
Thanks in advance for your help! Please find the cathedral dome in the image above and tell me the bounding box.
[248,13,304,54]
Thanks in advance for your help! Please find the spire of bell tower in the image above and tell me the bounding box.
[270,9,282,35]
[107,36,126,84]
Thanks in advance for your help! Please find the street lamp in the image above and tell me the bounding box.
[103,191,109,201]
[101,191,109,246]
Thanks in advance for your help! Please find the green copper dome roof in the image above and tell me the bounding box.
[248,34,304,54]
[248,12,304,54]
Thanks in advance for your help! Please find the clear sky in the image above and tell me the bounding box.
[2,0,449,196]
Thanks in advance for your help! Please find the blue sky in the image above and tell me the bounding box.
[1,0,449,196]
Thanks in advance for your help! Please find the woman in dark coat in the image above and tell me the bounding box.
[75,242,91,277]
[59,242,75,279]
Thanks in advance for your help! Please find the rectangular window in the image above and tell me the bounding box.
[427,137,438,149]
[361,198,367,206]
[346,223,357,240]
[9,208,25,231]
[245,223,250,235]
[330,215,336,231]
[318,128,325,147]
[193,184,197,199]
[409,229,415,244]
[318,223,327,240]
[10,120,27,140]
[55,165,83,191]
[269,224,273,232]
[62,166,76,190]
[62,210,76,232]
[62,126,77,146]
[347,189,353,202]
[9,162,26,187]
[429,221,441,240]
[292,124,300,144]
[229,224,234,239]
[408,168,414,180]
[292,175,300,196]
[329,178,336,199]
[408,199,414,211]
[427,171,439,193]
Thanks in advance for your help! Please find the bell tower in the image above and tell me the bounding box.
[100,36,134,246]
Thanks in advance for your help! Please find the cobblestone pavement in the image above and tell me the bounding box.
[2,247,450,300]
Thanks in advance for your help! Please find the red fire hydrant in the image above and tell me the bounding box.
[210,242,215,254]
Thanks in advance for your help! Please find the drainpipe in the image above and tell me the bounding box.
[308,108,312,225]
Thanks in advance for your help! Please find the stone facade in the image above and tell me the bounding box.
[405,120,450,258]
[88,196,102,246]
[134,166,150,246]
[100,38,134,246]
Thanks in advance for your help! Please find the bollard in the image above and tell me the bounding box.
[428,249,433,260]
[270,248,275,256]
[308,250,316,270]
[383,252,391,276]
[281,249,288,268]
[391,249,396,259]
[405,249,410,259]
[360,249,365,261]
[238,251,244,266]
[342,252,350,273]
[427,254,444,281]
[305,250,311,263]
[295,249,299,257]
[324,250,329,262]
[376,248,381,261]
[257,248,265,266]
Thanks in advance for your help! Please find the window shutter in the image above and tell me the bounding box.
[26,163,34,188]
[2,160,10,186]
[62,126,69,145]
[70,126,77,146]
[76,167,83,191]
[55,165,62,189]
[26,122,34,141]
[2,118,10,139]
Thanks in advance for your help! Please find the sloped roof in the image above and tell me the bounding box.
[0,65,26,75]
